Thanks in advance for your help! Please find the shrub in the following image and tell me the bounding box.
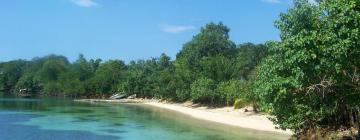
[234,99,247,109]
[217,80,244,106]
[190,78,217,104]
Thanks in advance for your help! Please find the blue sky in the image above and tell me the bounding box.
[0,0,292,62]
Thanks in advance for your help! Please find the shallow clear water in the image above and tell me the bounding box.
[0,96,289,140]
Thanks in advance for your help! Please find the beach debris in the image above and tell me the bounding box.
[18,88,31,98]
[110,93,127,99]
[127,94,136,99]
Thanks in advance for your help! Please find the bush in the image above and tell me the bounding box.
[234,99,247,109]
[256,0,360,133]
[217,80,244,106]
[176,89,191,102]
[43,82,63,95]
[15,74,41,95]
[190,78,217,104]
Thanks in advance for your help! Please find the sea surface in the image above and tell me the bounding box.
[0,96,289,140]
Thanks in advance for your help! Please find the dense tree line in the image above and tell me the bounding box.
[0,22,266,107]
[1,0,359,138]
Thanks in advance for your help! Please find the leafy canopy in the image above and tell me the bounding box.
[256,0,360,132]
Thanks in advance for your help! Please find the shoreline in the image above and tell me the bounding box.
[75,99,293,135]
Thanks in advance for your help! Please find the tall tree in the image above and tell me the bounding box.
[174,22,236,101]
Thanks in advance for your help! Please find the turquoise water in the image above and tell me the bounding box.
[0,97,289,140]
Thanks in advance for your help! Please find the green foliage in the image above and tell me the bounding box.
[216,77,258,108]
[256,0,360,133]
[0,22,267,107]
[38,55,70,95]
[234,99,247,109]
[176,22,236,64]
[217,80,243,106]
[190,78,218,104]
[72,54,95,81]
[58,71,85,96]
[39,56,69,82]
[233,43,268,80]
[175,88,191,102]
[200,55,235,82]
[15,73,41,95]
[43,82,63,95]
[175,22,236,83]
[0,60,28,92]
[1,1,358,136]
[90,60,126,94]
[172,22,264,103]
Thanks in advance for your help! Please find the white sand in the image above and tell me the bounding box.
[144,101,293,135]
[76,98,292,135]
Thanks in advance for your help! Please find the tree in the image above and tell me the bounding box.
[39,56,69,82]
[200,55,235,82]
[15,73,41,95]
[217,80,243,106]
[150,54,177,99]
[256,0,360,135]
[0,60,28,93]
[90,60,126,95]
[122,60,151,97]
[58,70,86,97]
[37,55,70,95]
[176,22,236,78]
[159,53,171,68]
[73,54,94,81]
[231,43,268,80]
[174,22,237,100]
[190,77,218,104]
[0,22,267,109]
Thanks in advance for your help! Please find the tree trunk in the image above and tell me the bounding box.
[253,102,259,113]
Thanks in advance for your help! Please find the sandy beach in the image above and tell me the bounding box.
[76,99,292,135]
[145,101,292,135]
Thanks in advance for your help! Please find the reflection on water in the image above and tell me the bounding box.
[0,96,290,140]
